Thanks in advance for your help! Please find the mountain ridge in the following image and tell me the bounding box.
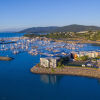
[19,24,100,34]
[19,26,59,34]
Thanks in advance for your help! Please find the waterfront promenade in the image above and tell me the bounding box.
[31,65,100,79]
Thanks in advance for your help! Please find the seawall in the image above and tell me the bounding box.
[31,65,100,79]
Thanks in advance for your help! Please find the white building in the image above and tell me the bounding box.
[76,51,99,58]
[40,58,49,68]
[40,57,60,68]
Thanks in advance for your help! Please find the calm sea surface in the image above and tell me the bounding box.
[0,33,26,38]
[0,33,100,100]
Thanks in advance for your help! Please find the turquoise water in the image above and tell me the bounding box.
[0,52,100,100]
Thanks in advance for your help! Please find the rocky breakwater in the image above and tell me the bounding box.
[0,56,13,61]
[31,65,100,79]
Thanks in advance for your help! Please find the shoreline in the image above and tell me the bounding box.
[52,39,100,44]
[26,36,100,44]
[31,65,100,79]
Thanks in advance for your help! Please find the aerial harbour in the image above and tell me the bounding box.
[1,0,100,99]
[1,33,100,77]
[1,32,100,100]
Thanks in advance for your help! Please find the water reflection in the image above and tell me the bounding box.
[40,74,100,86]
[40,75,63,85]
[97,78,100,84]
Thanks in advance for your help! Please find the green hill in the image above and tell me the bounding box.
[44,31,100,41]
[20,24,100,34]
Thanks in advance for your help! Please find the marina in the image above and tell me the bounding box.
[1,0,100,100]
[0,33,100,58]
[1,33,100,100]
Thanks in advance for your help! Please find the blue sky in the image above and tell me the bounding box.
[0,0,100,30]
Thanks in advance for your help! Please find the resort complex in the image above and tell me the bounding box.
[39,51,100,69]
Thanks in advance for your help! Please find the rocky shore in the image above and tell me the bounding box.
[0,56,13,61]
[31,65,100,79]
